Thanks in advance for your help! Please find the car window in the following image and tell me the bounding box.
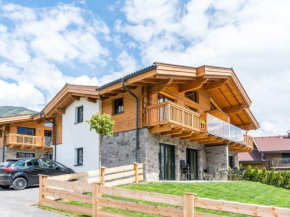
[14,160,26,169]
[54,161,66,170]
[26,159,41,169]
[42,159,56,169]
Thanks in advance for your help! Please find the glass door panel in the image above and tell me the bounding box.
[186,149,198,180]
[159,144,175,180]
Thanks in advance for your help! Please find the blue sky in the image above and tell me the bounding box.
[0,0,290,136]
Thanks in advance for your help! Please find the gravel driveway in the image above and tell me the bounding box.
[0,186,66,217]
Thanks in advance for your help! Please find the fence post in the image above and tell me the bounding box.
[93,182,100,217]
[183,192,196,217]
[101,167,105,186]
[134,163,139,183]
[38,174,48,206]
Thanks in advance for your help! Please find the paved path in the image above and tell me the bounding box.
[0,186,66,217]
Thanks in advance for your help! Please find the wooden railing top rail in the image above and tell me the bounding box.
[7,133,43,139]
[146,101,200,118]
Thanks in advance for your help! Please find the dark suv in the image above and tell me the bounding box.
[0,158,74,190]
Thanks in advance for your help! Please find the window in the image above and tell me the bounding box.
[185,105,197,112]
[282,153,290,164]
[76,148,83,165]
[114,98,124,114]
[17,152,35,158]
[17,127,35,136]
[229,156,234,168]
[44,130,53,146]
[185,91,198,102]
[158,93,174,103]
[14,159,26,169]
[54,161,67,170]
[26,159,41,169]
[76,106,84,123]
[42,159,56,169]
[210,102,217,110]
[44,154,53,160]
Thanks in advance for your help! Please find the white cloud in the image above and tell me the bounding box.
[0,80,45,111]
[120,0,290,136]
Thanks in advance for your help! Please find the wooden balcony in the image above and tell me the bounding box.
[6,133,53,151]
[146,101,253,152]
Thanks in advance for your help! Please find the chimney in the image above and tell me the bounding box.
[287,130,290,139]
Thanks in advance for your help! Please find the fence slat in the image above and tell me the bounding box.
[43,179,93,193]
[105,175,144,187]
[48,170,99,181]
[100,186,183,207]
[43,187,92,204]
[195,197,290,217]
[99,197,183,217]
[105,163,143,175]
[42,198,92,216]
[99,210,133,217]
[195,211,221,217]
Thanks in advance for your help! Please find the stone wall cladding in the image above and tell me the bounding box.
[4,148,52,160]
[205,145,229,170]
[0,147,3,162]
[102,128,207,181]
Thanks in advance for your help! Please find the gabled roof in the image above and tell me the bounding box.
[97,62,259,130]
[254,135,290,152]
[43,84,100,118]
[0,114,32,126]
[239,149,263,162]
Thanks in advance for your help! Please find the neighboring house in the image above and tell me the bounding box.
[0,114,53,162]
[239,131,290,171]
[96,62,259,181]
[41,84,101,172]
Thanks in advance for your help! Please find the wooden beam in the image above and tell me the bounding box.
[149,125,173,134]
[102,93,118,97]
[131,82,147,87]
[201,138,226,145]
[181,132,207,140]
[237,123,254,129]
[70,95,80,101]
[142,78,161,83]
[203,79,229,91]
[190,136,217,143]
[19,145,24,149]
[154,75,195,80]
[223,105,247,114]
[56,108,65,114]
[148,79,173,94]
[126,86,138,90]
[161,128,183,136]
[111,89,126,93]
[86,97,97,103]
[179,78,208,92]
[172,131,193,138]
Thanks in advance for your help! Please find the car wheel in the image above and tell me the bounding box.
[0,185,10,189]
[12,177,27,190]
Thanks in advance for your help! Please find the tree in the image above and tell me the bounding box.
[87,113,115,181]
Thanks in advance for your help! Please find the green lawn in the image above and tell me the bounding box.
[39,181,290,217]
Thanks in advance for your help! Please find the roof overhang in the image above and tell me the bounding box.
[261,150,290,153]
[0,114,32,126]
[43,84,100,118]
[97,62,259,130]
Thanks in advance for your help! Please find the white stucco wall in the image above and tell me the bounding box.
[55,97,100,173]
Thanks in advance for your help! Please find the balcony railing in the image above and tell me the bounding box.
[146,101,253,149]
[6,133,53,149]
[146,101,201,132]
[270,158,290,169]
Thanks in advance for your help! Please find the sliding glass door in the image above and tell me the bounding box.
[186,148,198,180]
[159,144,175,180]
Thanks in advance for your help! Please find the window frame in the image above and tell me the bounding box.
[17,127,36,136]
[76,148,83,166]
[44,154,53,160]
[114,98,124,115]
[76,105,84,123]
[282,153,290,164]
[17,152,35,159]
[185,91,198,103]
[158,93,175,103]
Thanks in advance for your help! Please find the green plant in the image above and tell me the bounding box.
[243,165,252,180]
[260,167,267,183]
[252,166,259,182]
[276,172,284,187]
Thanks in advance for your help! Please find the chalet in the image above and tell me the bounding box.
[239,131,290,171]
[41,84,101,172]
[0,114,53,161]
[97,62,259,181]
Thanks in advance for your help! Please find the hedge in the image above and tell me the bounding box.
[243,165,290,189]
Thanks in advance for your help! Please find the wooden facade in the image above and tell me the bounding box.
[98,63,259,153]
[0,115,53,151]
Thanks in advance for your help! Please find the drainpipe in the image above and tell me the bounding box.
[122,77,139,162]
[1,128,5,161]
[40,112,57,161]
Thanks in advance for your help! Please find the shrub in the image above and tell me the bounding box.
[276,172,284,187]
[283,172,290,189]
[260,167,268,183]
[252,166,260,182]
[243,165,252,180]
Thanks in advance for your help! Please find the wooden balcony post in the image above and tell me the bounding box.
[168,103,171,121]
[183,192,196,217]
[92,182,100,217]
[38,174,48,206]
[101,167,105,186]
[134,163,139,183]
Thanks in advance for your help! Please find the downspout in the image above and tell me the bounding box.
[122,77,139,162]
[40,112,57,161]
[1,128,5,161]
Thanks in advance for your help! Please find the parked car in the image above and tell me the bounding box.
[0,158,75,190]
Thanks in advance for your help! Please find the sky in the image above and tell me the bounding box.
[0,0,289,136]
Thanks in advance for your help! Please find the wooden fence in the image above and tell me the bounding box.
[39,163,290,217]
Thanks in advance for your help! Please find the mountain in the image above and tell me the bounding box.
[0,106,37,117]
